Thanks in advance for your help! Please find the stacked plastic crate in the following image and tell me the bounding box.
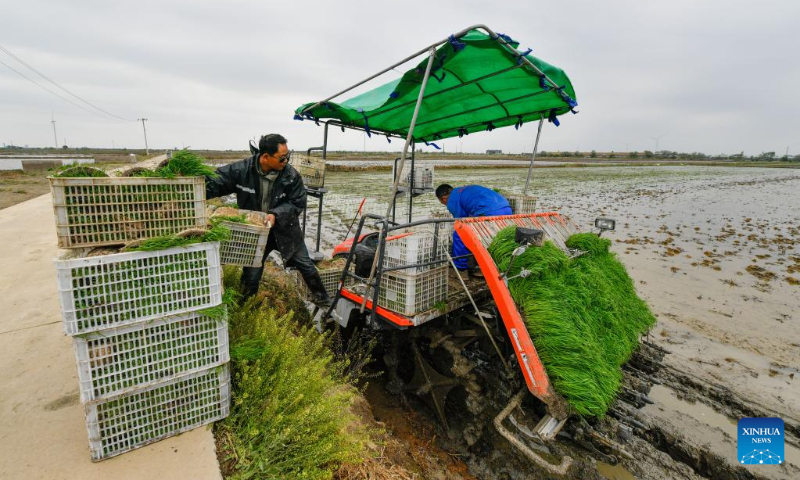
[396,162,434,193]
[293,153,326,189]
[378,228,450,316]
[49,175,230,461]
[292,261,355,301]
[506,193,538,214]
[211,208,271,268]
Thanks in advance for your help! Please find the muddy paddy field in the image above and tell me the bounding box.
[300,164,799,480]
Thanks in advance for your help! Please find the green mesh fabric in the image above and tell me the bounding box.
[295,29,577,143]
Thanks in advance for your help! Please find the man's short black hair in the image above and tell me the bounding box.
[435,184,453,199]
[258,133,288,156]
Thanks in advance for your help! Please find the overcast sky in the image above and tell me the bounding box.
[2,0,798,156]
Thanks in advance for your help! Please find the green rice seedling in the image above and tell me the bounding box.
[158,149,217,177]
[199,287,241,320]
[209,214,247,225]
[489,226,655,417]
[53,165,108,177]
[126,150,217,178]
[125,224,231,252]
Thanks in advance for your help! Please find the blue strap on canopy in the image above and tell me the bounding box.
[448,34,466,51]
[556,86,578,109]
[494,32,515,44]
[423,139,441,150]
[357,108,371,137]
[539,76,551,91]
[516,48,532,65]
[548,108,560,127]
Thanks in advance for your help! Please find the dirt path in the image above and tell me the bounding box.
[0,160,221,479]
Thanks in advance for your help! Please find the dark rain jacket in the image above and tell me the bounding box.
[205,154,307,260]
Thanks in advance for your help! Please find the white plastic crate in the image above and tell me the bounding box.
[293,263,354,300]
[56,243,223,336]
[217,210,270,267]
[74,310,229,402]
[293,154,326,188]
[382,230,449,274]
[507,194,537,214]
[49,176,207,249]
[85,365,230,461]
[396,163,434,191]
[378,266,448,316]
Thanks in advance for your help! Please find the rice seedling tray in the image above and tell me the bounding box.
[84,364,230,461]
[507,194,538,214]
[377,266,448,316]
[73,310,229,402]
[216,210,270,267]
[293,154,326,188]
[56,242,223,336]
[49,176,207,249]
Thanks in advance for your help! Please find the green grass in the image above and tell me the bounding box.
[215,266,367,479]
[489,227,655,417]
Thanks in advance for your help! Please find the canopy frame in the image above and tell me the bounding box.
[299,23,566,130]
[302,24,568,237]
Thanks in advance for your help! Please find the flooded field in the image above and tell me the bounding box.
[301,164,799,479]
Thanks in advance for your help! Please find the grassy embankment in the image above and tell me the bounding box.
[214,266,377,480]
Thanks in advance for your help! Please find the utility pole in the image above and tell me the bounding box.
[50,115,58,148]
[138,118,149,155]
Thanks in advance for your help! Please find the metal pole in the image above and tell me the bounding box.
[361,47,436,313]
[302,201,307,235]
[316,190,324,252]
[408,144,415,223]
[524,115,544,195]
[322,123,329,159]
[50,117,57,148]
[383,48,436,219]
[138,118,149,155]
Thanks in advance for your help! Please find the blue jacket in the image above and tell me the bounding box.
[446,185,511,218]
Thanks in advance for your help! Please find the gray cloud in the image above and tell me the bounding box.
[2,0,798,155]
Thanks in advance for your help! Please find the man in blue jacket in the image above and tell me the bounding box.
[435,184,512,271]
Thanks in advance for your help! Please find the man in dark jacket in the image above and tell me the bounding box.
[205,133,330,302]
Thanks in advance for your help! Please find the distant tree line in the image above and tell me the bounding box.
[537,149,799,162]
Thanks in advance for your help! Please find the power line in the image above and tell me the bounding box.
[0,45,130,121]
[0,57,112,119]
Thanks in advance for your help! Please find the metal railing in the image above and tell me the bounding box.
[324,214,470,325]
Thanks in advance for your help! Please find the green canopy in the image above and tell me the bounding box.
[295,29,577,143]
